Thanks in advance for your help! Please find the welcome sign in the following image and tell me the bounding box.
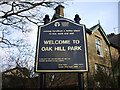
[35,18,88,72]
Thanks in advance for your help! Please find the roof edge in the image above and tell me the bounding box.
[88,24,110,45]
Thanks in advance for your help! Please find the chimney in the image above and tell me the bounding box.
[107,33,115,38]
[55,5,64,17]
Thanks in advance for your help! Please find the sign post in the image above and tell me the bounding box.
[35,18,88,89]
[78,73,84,90]
[40,73,46,89]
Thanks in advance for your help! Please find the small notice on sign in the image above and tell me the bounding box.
[35,18,88,72]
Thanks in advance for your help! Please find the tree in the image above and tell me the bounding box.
[45,73,78,88]
[0,0,65,69]
[0,1,63,47]
[113,56,120,88]
[0,0,66,88]
[94,65,118,88]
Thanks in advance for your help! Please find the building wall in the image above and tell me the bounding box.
[87,30,112,74]
[110,46,119,64]
[3,67,29,78]
[85,29,120,88]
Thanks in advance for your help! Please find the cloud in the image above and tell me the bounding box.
[0,48,9,58]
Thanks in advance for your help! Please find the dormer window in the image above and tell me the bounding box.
[95,36,103,57]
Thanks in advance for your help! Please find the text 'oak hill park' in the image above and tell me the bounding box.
[41,40,82,51]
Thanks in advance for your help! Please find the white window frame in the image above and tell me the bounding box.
[95,36,103,57]
[95,64,105,73]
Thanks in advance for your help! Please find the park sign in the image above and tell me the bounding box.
[35,18,88,72]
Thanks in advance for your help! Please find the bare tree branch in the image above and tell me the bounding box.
[0,1,61,18]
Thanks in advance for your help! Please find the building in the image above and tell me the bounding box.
[107,33,120,52]
[107,33,120,88]
[3,67,29,78]
[86,24,119,88]
[2,67,39,88]
[43,5,120,88]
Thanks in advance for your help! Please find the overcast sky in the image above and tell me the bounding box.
[26,1,120,48]
[43,1,119,34]
[66,2,118,34]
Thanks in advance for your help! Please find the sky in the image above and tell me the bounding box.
[42,1,119,34]
[27,1,120,51]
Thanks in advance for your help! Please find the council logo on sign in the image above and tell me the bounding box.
[54,22,60,27]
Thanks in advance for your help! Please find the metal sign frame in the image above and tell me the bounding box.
[35,18,88,73]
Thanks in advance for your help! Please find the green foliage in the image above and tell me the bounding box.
[94,66,117,88]
[2,67,39,88]
[87,74,95,88]
[2,74,39,88]
[113,56,120,76]
[113,56,120,87]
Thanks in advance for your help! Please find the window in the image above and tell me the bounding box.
[95,64,109,75]
[95,64,105,74]
[50,73,55,82]
[95,36,103,56]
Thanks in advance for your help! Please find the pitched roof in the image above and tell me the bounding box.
[87,24,110,45]
[51,13,63,21]
[108,33,120,50]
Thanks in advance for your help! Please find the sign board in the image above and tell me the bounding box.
[35,18,88,72]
